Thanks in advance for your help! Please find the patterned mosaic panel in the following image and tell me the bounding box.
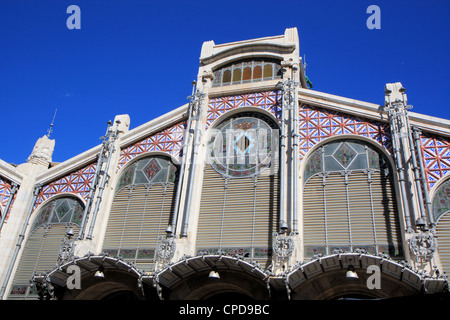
[206,91,282,128]
[0,176,15,220]
[34,162,97,210]
[298,104,392,160]
[420,133,450,189]
[118,120,186,170]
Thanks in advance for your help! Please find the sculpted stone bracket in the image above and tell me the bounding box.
[273,232,295,261]
[409,232,438,261]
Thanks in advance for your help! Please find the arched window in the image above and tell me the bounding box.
[196,113,279,267]
[8,196,85,299]
[433,178,450,272]
[102,155,178,272]
[212,59,282,87]
[302,139,403,259]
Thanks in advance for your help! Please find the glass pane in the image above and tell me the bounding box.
[332,142,357,168]
[263,64,273,79]
[323,142,340,156]
[222,70,231,84]
[134,171,149,184]
[305,149,322,181]
[209,116,274,178]
[142,158,162,181]
[232,68,242,83]
[347,154,368,170]
[117,165,135,190]
[242,67,252,81]
[253,66,262,80]
[213,71,221,86]
[32,197,85,231]
[368,148,380,169]
[433,179,450,221]
[324,155,344,171]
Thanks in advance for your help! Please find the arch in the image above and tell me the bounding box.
[114,153,179,194]
[7,195,86,300]
[433,176,450,274]
[207,105,281,134]
[33,255,149,300]
[211,58,282,87]
[30,193,86,232]
[102,153,179,271]
[300,136,403,258]
[115,151,180,182]
[300,134,396,180]
[208,52,286,72]
[430,173,450,223]
[196,111,280,265]
[154,255,269,300]
[285,253,431,300]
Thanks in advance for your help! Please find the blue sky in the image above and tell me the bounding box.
[1,0,449,165]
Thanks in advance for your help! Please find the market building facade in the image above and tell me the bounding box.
[0,28,449,300]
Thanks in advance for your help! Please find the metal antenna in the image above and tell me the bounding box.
[47,108,58,138]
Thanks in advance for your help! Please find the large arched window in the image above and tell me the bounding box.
[302,139,403,259]
[212,59,282,87]
[433,178,450,272]
[102,155,178,272]
[196,113,279,267]
[8,196,85,300]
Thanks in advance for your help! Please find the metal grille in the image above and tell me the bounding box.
[102,183,175,272]
[8,224,77,300]
[303,170,402,258]
[196,165,279,265]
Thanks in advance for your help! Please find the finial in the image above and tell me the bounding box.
[47,108,57,138]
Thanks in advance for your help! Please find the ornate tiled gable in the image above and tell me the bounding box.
[298,104,392,160]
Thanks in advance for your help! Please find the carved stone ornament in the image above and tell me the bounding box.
[27,135,55,165]
[409,232,438,260]
[156,236,176,260]
[273,232,295,260]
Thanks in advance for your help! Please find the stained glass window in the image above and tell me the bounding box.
[32,197,85,232]
[304,139,389,184]
[302,139,402,259]
[208,114,278,178]
[433,179,450,222]
[212,59,281,87]
[104,155,178,271]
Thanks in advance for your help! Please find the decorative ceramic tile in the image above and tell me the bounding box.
[298,104,392,160]
[143,158,161,180]
[118,120,186,170]
[333,142,357,168]
[206,91,282,128]
[432,178,450,221]
[35,162,97,210]
[420,133,450,190]
[0,177,15,220]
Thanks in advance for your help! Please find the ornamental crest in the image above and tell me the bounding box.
[409,232,438,260]
[273,232,295,260]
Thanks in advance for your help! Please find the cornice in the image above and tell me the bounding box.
[200,42,296,66]
[297,88,450,138]
[0,159,23,184]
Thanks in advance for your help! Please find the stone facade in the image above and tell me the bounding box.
[1,28,449,300]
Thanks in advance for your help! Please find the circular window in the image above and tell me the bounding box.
[207,116,277,178]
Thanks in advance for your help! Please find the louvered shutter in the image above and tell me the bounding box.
[102,183,175,271]
[8,224,77,299]
[196,165,279,264]
[436,213,450,273]
[303,170,402,258]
